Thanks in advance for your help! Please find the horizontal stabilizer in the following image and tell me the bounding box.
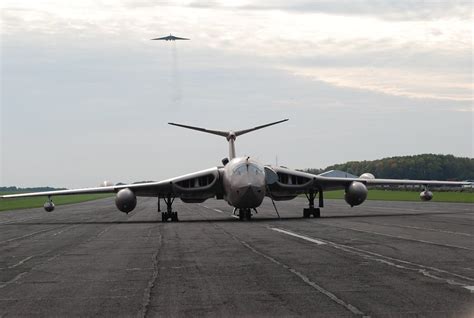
[235,119,288,137]
[168,123,228,137]
[169,119,288,139]
[169,119,288,159]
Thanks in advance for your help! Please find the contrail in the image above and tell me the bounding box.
[171,41,182,108]
[151,34,188,109]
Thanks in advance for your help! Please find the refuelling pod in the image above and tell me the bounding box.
[344,181,368,207]
[420,190,433,201]
[359,173,375,180]
[43,201,55,212]
[115,188,137,213]
[100,180,114,187]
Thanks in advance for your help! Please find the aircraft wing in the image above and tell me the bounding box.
[0,167,222,202]
[173,36,190,40]
[151,36,169,40]
[266,166,468,198]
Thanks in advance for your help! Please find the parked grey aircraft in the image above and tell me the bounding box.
[1,120,467,221]
[151,34,190,41]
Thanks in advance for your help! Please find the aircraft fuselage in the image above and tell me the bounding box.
[222,157,266,208]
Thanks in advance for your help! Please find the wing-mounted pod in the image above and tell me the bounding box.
[344,172,373,207]
[420,188,433,201]
[344,182,368,207]
[43,197,55,212]
[115,188,137,213]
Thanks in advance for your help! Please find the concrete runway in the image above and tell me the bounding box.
[1,197,473,317]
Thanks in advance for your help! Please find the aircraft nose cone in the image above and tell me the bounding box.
[237,185,264,208]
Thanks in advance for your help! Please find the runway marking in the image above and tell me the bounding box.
[270,228,474,289]
[320,223,473,251]
[199,204,239,219]
[464,286,474,293]
[239,240,367,317]
[271,228,326,245]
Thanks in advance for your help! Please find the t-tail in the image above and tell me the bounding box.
[168,119,288,160]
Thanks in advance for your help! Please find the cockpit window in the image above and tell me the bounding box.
[248,164,264,175]
[233,164,263,176]
[233,164,247,175]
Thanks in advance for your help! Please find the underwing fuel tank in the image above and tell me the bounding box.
[43,201,55,212]
[419,190,433,201]
[344,181,368,207]
[115,188,137,213]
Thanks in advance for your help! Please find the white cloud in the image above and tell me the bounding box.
[284,66,472,102]
[4,2,470,102]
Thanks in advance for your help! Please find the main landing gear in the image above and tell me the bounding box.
[303,190,323,218]
[161,195,178,222]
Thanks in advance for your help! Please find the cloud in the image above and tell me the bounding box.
[284,66,472,101]
[233,0,473,21]
[1,2,471,103]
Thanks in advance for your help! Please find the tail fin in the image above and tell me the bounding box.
[168,119,288,159]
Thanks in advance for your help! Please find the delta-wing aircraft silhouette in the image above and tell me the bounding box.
[151,34,190,41]
[1,119,467,221]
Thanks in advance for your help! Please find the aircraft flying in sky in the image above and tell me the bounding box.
[1,120,467,221]
[151,34,190,41]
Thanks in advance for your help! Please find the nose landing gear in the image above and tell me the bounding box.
[238,208,252,221]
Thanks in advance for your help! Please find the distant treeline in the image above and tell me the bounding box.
[0,186,66,193]
[304,154,473,181]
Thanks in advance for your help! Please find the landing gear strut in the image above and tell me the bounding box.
[303,189,323,218]
[238,208,252,221]
[161,194,178,222]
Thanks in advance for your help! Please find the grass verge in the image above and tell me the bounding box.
[324,189,474,203]
[0,193,113,212]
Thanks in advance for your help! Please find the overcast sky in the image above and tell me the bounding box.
[1,0,473,188]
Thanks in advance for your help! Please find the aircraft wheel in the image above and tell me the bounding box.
[172,212,179,222]
[303,209,311,218]
[312,208,321,218]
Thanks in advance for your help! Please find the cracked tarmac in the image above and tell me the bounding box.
[1,197,473,317]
